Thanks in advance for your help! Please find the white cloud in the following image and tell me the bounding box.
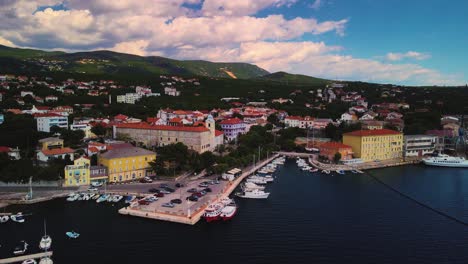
[201,0,298,16]
[0,1,463,85]
[385,51,431,61]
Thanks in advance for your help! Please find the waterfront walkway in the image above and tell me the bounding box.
[309,157,421,171]
[0,252,52,264]
[119,154,279,225]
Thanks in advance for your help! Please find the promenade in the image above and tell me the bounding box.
[118,154,279,225]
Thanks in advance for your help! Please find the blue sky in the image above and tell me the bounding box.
[0,0,466,85]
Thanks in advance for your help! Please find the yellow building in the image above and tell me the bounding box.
[64,156,90,186]
[343,129,403,162]
[38,137,64,150]
[98,146,156,183]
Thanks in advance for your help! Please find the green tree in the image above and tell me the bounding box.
[91,123,108,137]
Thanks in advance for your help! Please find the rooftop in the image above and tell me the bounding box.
[41,147,75,156]
[220,118,243,125]
[39,137,63,143]
[115,123,209,132]
[320,142,352,149]
[344,129,401,137]
[100,146,155,159]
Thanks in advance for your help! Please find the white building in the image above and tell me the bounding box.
[284,116,314,129]
[403,135,437,157]
[164,87,181,96]
[35,113,69,132]
[21,91,34,97]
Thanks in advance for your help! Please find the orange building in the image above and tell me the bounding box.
[319,142,353,161]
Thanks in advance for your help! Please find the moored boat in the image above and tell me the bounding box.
[236,189,270,199]
[220,201,237,221]
[11,213,25,223]
[0,215,9,223]
[321,170,331,174]
[202,202,224,222]
[422,154,468,168]
[13,241,28,255]
[22,259,37,264]
[336,170,345,175]
[96,194,109,203]
[112,195,123,203]
[39,257,53,264]
[66,231,80,239]
[39,220,52,250]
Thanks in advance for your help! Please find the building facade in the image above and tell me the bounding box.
[98,146,156,183]
[319,142,353,161]
[35,113,68,132]
[113,116,219,153]
[64,156,90,186]
[220,118,247,142]
[403,135,437,157]
[343,129,403,162]
[284,116,314,129]
[38,137,64,150]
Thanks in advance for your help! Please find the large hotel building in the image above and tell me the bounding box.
[343,129,403,162]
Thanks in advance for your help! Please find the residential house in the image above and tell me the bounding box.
[0,146,21,160]
[319,142,353,161]
[220,117,247,142]
[34,113,69,133]
[37,147,75,162]
[403,135,437,157]
[38,137,64,150]
[64,156,90,186]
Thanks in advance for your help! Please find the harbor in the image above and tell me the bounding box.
[118,154,280,225]
[0,162,467,264]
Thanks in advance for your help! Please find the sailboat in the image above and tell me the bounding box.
[39,220,52,250]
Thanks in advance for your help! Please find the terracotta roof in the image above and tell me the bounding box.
[344,129,401,137]
[169,117,183,123]
[215,130,224,136]
[285,115,304,121]
[34,113,65,118]
[320,142,351,149]
[88,147,99,153]
[114,114,128,120]
[115,122,209,132]
[41,147,75,156]
[100,146,155,159]
[0,146,11,152]
[89,141,106,147]
[220,118,243,125]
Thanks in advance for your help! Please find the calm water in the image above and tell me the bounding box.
[1,160,468,264]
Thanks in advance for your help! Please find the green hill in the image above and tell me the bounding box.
[0,45,269,79]
[259,71,330,85]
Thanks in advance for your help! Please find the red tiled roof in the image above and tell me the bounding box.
[344,129,401,137]
[285,115,303,121]
[215,130,224,136]
[36,106,51,110]
[169,117,183,123]
[41,147,75,156]
[320,142,351,149]
[0,146,11,152]
[220,118,243,125]
[88,147,99,153]
[114,114,128,120]
[89,141,106,147]
[34,113,64,118]
[115,123,209,132]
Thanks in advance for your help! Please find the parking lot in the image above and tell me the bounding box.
[112,178,230,217]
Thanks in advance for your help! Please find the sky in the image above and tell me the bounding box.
[0,0,467,86]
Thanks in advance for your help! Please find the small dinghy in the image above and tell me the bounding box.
[66,231,80,239]
[39,257,53,264]
[22,259,37,264]
[11,213,25,223]
[336,170,346,175]
[13,240,28,255]
[0,215,9,223]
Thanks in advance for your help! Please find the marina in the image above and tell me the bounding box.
[0,161,467,263]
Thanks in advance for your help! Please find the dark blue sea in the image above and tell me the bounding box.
[1,159,467,264]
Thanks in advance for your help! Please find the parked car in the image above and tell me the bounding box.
[198,183,208,188]
[159,183,169,188]
[88,187,98,192]
[164,187,175,193]
[186,196,198,202]
[154,192,164,197]
[193,192,203,198]
[138,200,150,205]
[162,202,175,208]
[208,180,215,185]
[140,177,153,183]
[187,188,197,193]
[175,183,184,188]
[159,189,171,194]
[148,188,160,193]
[171,199,182,204]
[203,188,212,193]
[214,179,220,184]
[200,190,207,196]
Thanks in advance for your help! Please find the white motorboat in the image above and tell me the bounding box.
[107,195,114,202]
[310,168,319,173]
[96,194,109,203]
[22,260,36,264]
[13,241,28,255]
[246,177,268,185]
[91,181,103,187]
[322,170,331,174]
[39,257,53,264]
[422,154,468,168]
[0,215,9,223]
[112,195,123,203]
[243,182,265,190]
[220,201,237,221]
[87,193,96,200]
[236,189,270,199]
[11,213,25,223]
[336,170,346,175]
[125,195,136,204]
[66,194,79,202]
[39,221,52,251]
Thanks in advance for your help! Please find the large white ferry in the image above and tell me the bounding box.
[422,154,468,168]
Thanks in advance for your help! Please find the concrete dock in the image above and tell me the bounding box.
[119,154,279,225]
[0,252,52,264]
